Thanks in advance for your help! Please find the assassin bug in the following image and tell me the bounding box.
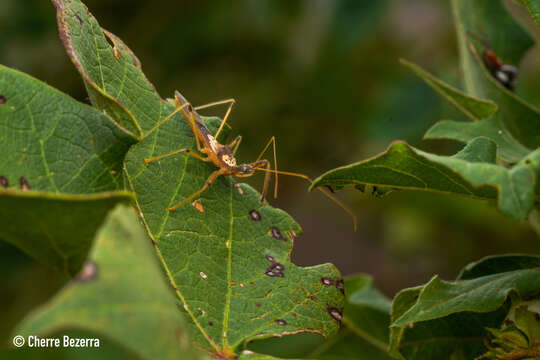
[468,31,517,91]
[142,91,357,231]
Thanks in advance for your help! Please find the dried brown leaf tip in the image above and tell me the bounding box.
[19,176,30,191]
[327,306,343,323]
[269,226,286,241]
[0,176,8,188]
[75,261,98,283]
[249,209,261,221]
[0,95,6,104]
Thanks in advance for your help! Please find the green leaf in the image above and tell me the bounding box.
[0,64,132,193]
[16,205,204,360]
[399,59,498,121]
[52,0,174,139]
[458,254,540,280]
[392,270,540,327]
[307,275,393,360]
[312,138,540,221]
[389,256,540,360]
[0,191,132,276]
[50,0,344,356]
[514,0,540,26]
[425,117,530,163]
[124,113,344,356]
[398,59,530,163]
[451,0,540,150]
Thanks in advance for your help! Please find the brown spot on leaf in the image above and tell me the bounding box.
[0,95,6,104]
[19,176,30,191]
[265,262,285,278]
[308,295,318,301]
[291,313,297,317]
[275,319,287,326]
[208,321,213,326]
[234,183,244,194]
[269,226,286,241]
[336,279,345,295]
[256,303,261,307]
[327,307,342,323]
[75,261,98,283]
[321,277,334,286]
[249,210,261,221]
[0,176,8,188]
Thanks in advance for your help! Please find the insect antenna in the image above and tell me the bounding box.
[253,167,358,232]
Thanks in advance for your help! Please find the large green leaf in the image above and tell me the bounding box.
[312,138,540,221]
[16,205,204,360]
[125,112,344,357]
[0,61,133,339]
[451,0,540,150]
[52,0,176,140]
[0,65,132,193]
[389,258,540,360]
[0,191,132,277]
[53,0,345,356]
[307,275,393,360]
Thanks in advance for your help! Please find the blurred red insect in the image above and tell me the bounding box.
[468,32,517,91]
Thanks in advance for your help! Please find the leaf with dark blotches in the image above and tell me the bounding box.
[51,0,346,356]
[124,107,344,357]
[388,257,540,360]
[312,138,540,221]
[52,0,176,140]
[307,274,393,360]
[16,205,205,360]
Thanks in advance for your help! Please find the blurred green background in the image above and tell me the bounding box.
[2,0,540,323]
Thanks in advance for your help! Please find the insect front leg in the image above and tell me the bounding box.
[169,169,225,212]
[144,148,210,164]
